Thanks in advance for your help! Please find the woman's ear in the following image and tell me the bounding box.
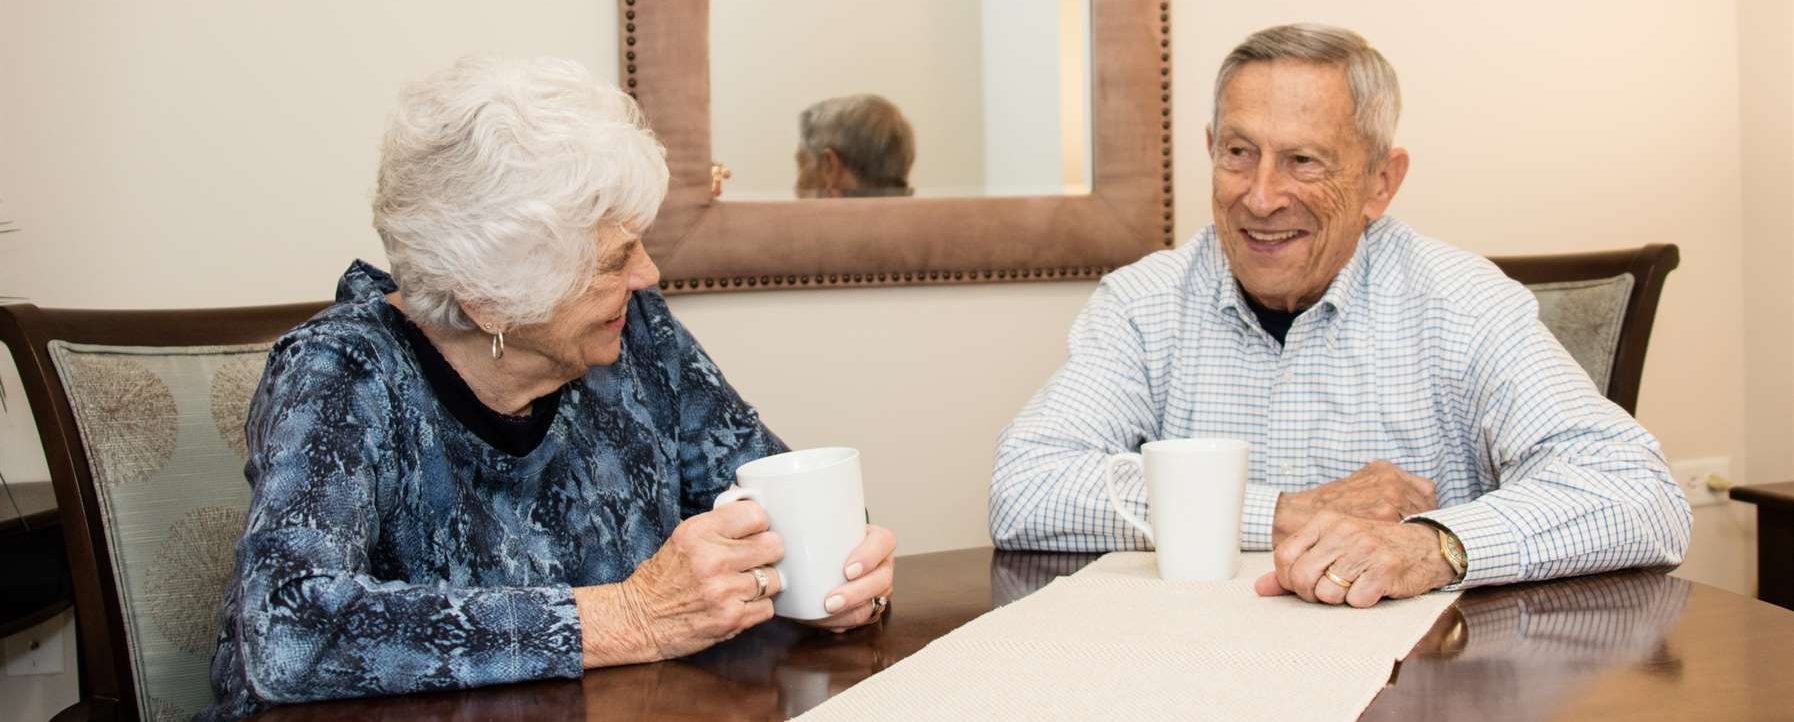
[458,301,501,334]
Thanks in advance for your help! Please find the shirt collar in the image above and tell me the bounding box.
[1205,215,1389,322]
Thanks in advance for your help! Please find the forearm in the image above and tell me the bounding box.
[1450,292,1692,587]
[238,569,583,703]
[572,582,660,668]
[990,278,1172,550]
[1411,452,1690,588]
[990,432,1153,552]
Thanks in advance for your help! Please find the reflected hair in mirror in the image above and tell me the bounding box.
[796,94,917,198]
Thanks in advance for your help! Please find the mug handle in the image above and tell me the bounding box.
[713,486,762,510]
[1103,453,1155,544]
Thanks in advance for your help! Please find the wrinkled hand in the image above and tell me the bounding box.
[800,524,896,633]
[1274,460,1438,543]
[578,500,785,666]
[1254,512,1456,607]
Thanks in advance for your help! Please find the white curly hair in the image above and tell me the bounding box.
[373,56,668,331]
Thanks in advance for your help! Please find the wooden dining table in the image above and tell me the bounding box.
[251,546,1794,722]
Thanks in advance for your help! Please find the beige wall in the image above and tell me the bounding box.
[0,9,1786,713]
[1732,0,1794,593]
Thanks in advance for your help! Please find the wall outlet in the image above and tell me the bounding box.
[1669,456,1733,508]
[2,618,66,677]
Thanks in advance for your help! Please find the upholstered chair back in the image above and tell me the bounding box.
[1523,275,1635,397]
[1488,244,1679,416]
[1,302,324,722]
[48,341,269,720]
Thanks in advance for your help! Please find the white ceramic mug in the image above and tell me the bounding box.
[714,447,867,619]
[1103,438,1250,581]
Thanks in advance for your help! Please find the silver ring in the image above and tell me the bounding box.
[872,595,889,614]
[746,567,770,602]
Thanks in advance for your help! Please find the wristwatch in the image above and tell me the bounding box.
[1435,527,1467,581]
[1408,519,1467,582]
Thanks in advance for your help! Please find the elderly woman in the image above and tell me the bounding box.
[204,57,897,719]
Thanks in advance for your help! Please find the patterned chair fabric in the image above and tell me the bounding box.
[1524,274,1635,397]
[47,341,270,722]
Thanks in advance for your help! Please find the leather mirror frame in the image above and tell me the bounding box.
[621,0,1173,294]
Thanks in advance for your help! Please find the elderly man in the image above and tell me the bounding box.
[794,94,916,198]
[989,24,1690,607]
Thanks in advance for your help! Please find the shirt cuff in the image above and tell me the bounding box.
[1408,502,1526,590]
[1241,484,1281,551]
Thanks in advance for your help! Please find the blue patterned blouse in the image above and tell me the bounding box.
[204,262,786,719]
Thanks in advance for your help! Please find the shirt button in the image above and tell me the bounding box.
[1280,463,1292,476]
[1281,370,1294,383]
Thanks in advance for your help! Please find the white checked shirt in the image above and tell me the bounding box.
[990,217,1691,588]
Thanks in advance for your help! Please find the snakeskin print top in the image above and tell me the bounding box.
[204,262,785,719]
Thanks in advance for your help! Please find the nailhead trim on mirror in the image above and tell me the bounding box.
[1159,2,1174,248]
[656,265,1119,293]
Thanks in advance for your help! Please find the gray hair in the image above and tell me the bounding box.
[1212,24,1401,165]
[799,94,916,193]
[373,56,668,331]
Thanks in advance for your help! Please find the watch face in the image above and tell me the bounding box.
[1439,529,1467,574]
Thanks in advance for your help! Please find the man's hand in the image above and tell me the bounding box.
[1273,460,1438,543]
[1254,511,1457,607]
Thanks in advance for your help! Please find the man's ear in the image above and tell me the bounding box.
[1362,147,1410,220]
[1206,126,1216,156]
[819,148,862,195]
[819,148,845,191]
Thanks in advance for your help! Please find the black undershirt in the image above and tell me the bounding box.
[1242,292,1303,347]
[396,314,563,457]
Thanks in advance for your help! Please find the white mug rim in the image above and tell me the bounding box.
[1139,438,1249,454]
[735,446,861,480]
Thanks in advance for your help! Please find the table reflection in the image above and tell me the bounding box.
[990,549,1102,606]
[1364,571,1692,721]
[678,619,892,718]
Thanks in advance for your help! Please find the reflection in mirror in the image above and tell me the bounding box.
[794,94,917,199]
[710,0,1093,201]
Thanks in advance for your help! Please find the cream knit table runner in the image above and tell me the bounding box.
[796,552,1460,722]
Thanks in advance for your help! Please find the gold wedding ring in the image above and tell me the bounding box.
[746,567,770,602]
[1323,569,1354,588]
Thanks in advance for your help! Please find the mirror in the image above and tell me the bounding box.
[622,0,1170,294]
[710,0,1094,201]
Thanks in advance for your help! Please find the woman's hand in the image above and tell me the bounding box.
[800,524,896,633]
[574,500,785,667]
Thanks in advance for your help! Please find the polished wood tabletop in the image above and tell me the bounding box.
[252,547,1794,722]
